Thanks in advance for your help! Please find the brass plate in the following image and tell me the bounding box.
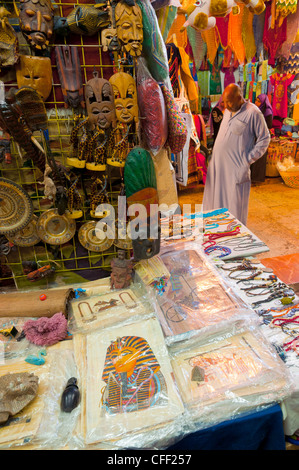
[0,178,33,235]
[114,221,132,250]
[78,220,114,252]
[8,215,41,247]
[36,209,76,245]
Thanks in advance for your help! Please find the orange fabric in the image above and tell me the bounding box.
[166,12,188,48]
[227,7,246,65]
[201,27,219,65]
[261,253,299,284]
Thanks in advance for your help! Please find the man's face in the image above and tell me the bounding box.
[223,92,243,113]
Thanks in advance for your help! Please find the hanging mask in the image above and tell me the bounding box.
[16,55,52,101]
[0,7,19,68]
[114,2,143,57]
[16,0,54,51]
[63,5,109,36]
[109,72,138,125]
[55,46,84,109]
[101,28,120,52]
[85,72,116,131]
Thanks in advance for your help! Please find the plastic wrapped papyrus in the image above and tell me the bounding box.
[154,242,250,344]
[170,320,294,429]
[68,282,155,334]
[72,316,184,449]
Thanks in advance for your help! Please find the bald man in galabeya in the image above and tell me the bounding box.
[203,84,270,225]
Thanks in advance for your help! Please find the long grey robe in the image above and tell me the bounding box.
[202,101,271,225]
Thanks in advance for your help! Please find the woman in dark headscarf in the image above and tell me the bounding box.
[251,94,273,182]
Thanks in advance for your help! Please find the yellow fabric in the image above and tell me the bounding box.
[227,7,246,65]
[242,7,256,63]
[177,45,199,109]
[201,27,219,65]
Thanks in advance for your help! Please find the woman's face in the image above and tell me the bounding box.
[255,97,261,108]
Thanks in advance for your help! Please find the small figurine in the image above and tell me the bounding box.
[61,377,80,413]
[42,165,57,201]
[110,250,134,289]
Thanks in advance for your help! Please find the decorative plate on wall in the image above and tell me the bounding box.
[8,215,41,247]
[78,220,114,252]
[36,209,76,245]
[0,178,33,235]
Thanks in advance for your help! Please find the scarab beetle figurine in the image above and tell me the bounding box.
[61,377,80,412]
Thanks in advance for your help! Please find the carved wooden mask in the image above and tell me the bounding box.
[16,55,52,101]
[85,74,116,130]
[0,7,19,68]
[114,2,143,57]
[17,0,54,50]
[109,72,138,125]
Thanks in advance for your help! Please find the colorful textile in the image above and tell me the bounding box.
[137,0,169,82]
[263,2,287,66]
[253,9,266,59]
[161,83,188,154]
[166,11,188,48]
[195,151,207,184]
[242,7,256,63]
[216,16,229,49]
[187,26,206,71]
[201,27,219,65]
[275,0,297,26]
[227,8,246,65]
[270,72,295,119]
[209,62,222,95]
[157,5,177,41]
[280,6,299,59]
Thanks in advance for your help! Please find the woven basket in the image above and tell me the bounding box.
[278,167,299,188]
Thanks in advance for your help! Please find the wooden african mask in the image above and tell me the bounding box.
[85,73,116,131]
[109,72,138,125]
[114,2,143,57]
[101,28,120,52]
[55,46,84,110]
[16,55,52,101]
[0,7,19,68]
[17,0,54,51]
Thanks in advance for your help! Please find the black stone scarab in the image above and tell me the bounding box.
[61,377,80,413]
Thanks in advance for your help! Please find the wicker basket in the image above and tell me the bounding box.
[278,167,299,188]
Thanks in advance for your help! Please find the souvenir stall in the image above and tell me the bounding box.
[0,0,298,451]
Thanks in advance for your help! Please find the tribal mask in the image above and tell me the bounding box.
[114,2,143,57]
[85,73,116,130]
[55,45,84,109]
[0,7,18,68]
[17,0,54,51]
[109,72,138,125]
[16,55,52,101]
[101,28,120,52]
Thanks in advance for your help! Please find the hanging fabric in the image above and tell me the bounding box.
[227,8,246,65]
[166,11,188,48]
[253,9,266,59]
[201,27,219,66]
[186,26,207,72]
[280,5,299,59]
[157,5,178,41]
[242,7,256,63]
[263,2,287,66]
[275,0,298,27]
[215,16,230,50]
